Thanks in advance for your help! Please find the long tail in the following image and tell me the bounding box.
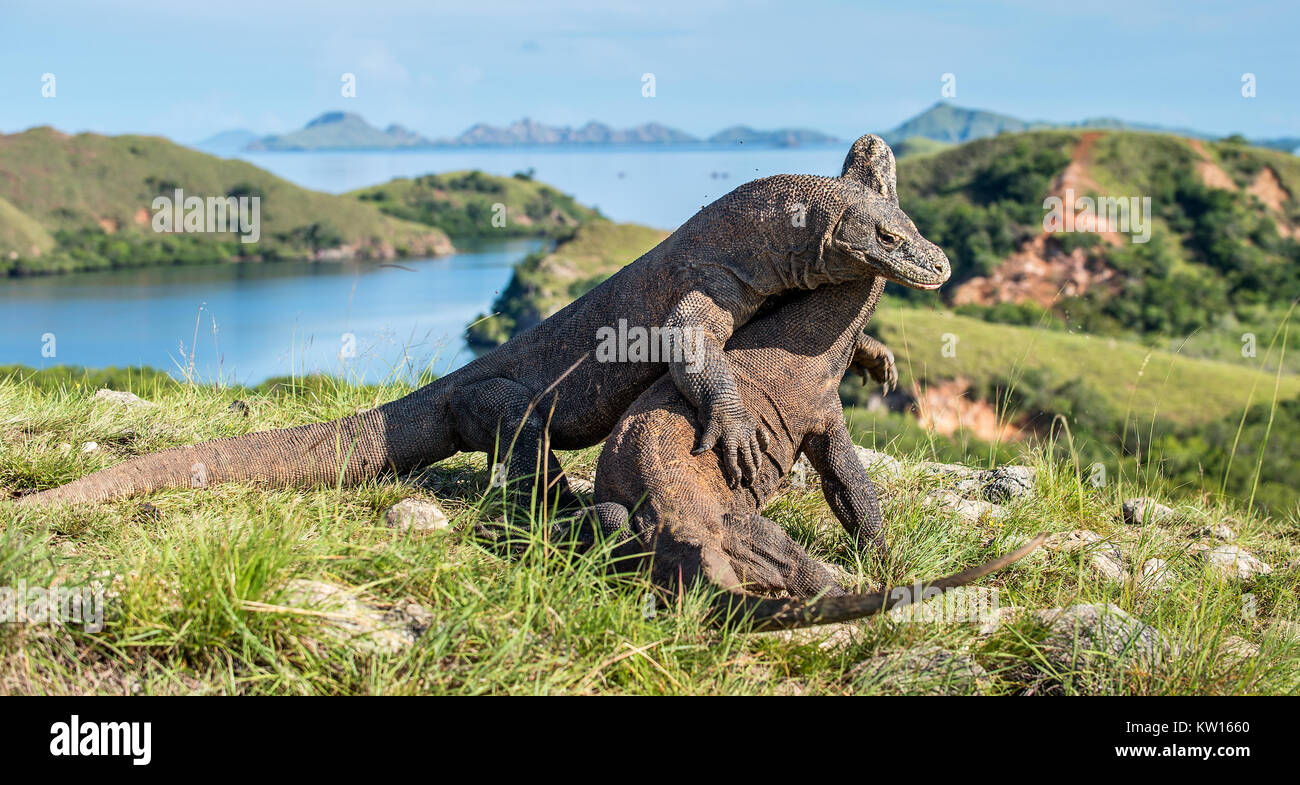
[12,380,457,507]
[710,534,1047,632]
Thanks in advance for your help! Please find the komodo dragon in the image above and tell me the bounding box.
[582,274,1046,630]
[15,134,949,513]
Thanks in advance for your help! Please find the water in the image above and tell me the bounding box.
[237,144,848,230]
[1,238,542,385]
[3,145,851,383]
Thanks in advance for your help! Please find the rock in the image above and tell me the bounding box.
[383,498,451,533]
[763,622,860,650]
[978,466,1037,504]
[567,477,595,496]
[787,454,815,490]
[80,441,99,453]
[1219,635,1259,663]
[1194,523,1236,541]
[93,389,155,408]
[853,446,903,480]
[848,645,990,695]
[925,489,1006,525]
[1139,558,1174,592]
[1188,543,1272,580]
[1122,497,1176,526]
[227,399,251,416]
[280,579,430,655]
[1030,603,1170,692]
[1043,530,1126,580]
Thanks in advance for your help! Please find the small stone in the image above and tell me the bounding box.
[978,466,1037,504]
[567,477,595,496]
[80,442,99,453]
[853,446,903,479]
[848,645,990,695]
[1122,497,1176,526]
[925,489,1005,525]
[1194,523,1236,541]
[281,579,428,655]
[383,498,450,532]
[1030,603,1170,691]
[764,622,860,650]
[787,454,815,490]
[1219,635,1259,663]
[93,389,155,408]
[978,605,1029,635]
[1188,543,1272,580]
[1139,558,1173,592]
[1044,530,1126,580]
[227,400,251,416]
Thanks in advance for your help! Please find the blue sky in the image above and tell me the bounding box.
[1,0,1295,142]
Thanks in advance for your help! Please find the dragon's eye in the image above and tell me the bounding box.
[877,227,902,247]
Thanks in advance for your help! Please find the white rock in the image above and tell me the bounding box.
[848,645,990,695]
[93,389,155,408]
[567,477,595,496]
[1140,558,1174,592]
[280,579,430,655]
[1044,530,1127,580]
[853,446,903,479]
[925,489,1006,524]
[1031,603,1170,681]
[383,498,450,533]
[1188,543,1272,580]
[1195,523,1236,541]
[763,622,861,650]
[80,442,99,453]
[1219,635,1259,663]
[1122,497,1177,526]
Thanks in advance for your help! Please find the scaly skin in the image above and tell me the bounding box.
[587,276,1045,630]
[14,135,947,516]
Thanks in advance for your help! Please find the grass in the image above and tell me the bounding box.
[871,302,1300,429]
[0,127,451,274]
[1,373,1296,695]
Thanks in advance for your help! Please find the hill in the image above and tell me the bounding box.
[883,102,1035,144]
[245,112,433,151]
[349,169,600,239]
[0,127,452,275]
[706,126,840,146]
[464,221,669,349]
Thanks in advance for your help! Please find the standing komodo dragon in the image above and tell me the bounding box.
[15,135,949,513]
[584,274,1046,630]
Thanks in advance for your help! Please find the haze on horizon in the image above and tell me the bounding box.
[0,0,1295,143]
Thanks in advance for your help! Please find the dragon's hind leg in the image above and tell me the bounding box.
[722,513,846,598]
[450,377,582,521]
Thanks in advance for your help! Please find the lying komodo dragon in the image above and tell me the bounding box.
[582,274,1046,630]
[15,134,949,513]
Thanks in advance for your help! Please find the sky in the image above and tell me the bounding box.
[0,0,1296,143]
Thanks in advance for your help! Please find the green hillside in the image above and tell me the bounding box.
[350,169,600,239]
[465,221,668,349]
[0,127,453,275]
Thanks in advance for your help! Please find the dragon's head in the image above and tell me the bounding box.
[828,135,950,291]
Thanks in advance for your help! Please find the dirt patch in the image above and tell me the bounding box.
[1248,166,1291,213]
[952,132,1123,309]
[97,217,118,234]
[1187,139,1238,191]
[951,235,1120,308]
[913,378,1024,443]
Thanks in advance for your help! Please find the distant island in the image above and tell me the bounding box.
[219,112,842,152]
[201,102,1298,155]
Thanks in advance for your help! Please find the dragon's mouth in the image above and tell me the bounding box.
[843,245,947,290]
